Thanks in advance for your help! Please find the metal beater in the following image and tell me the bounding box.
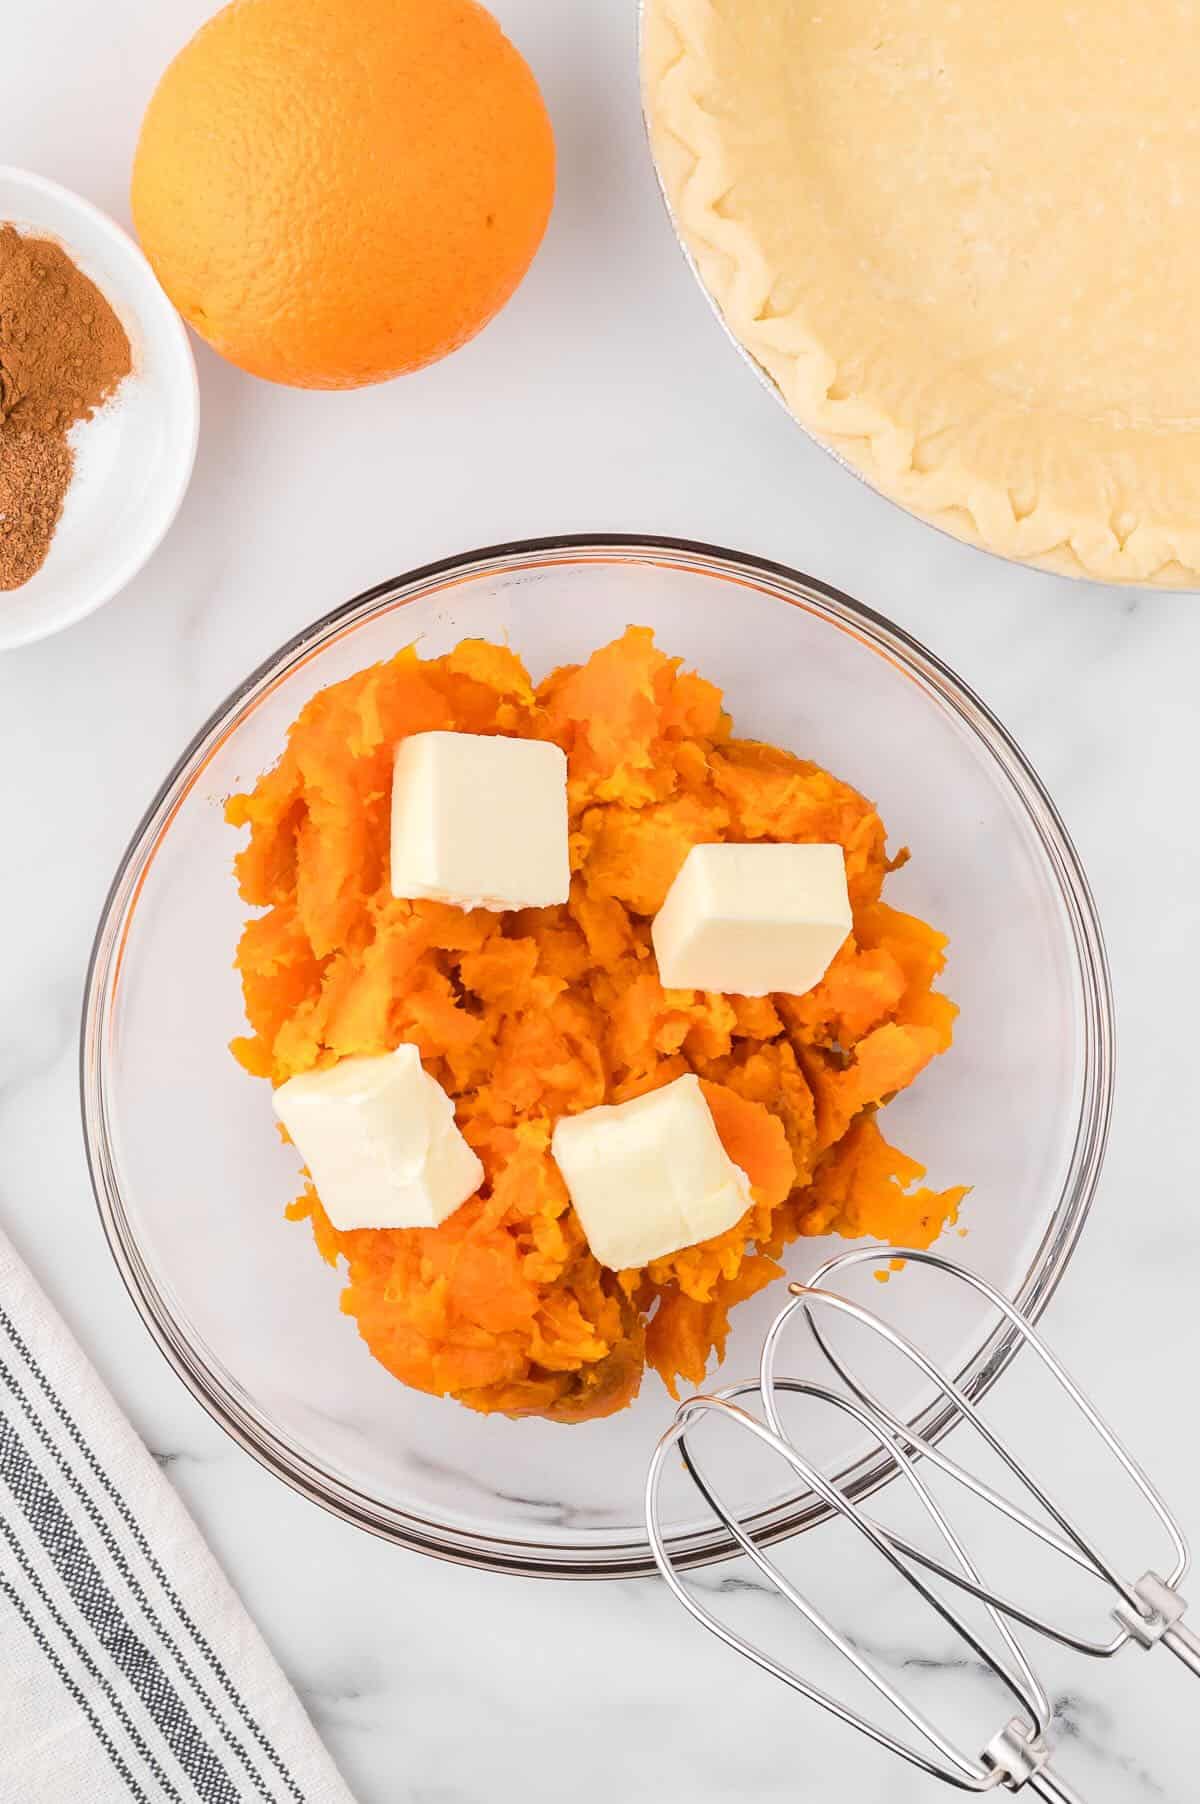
[645,1246,1199,1800]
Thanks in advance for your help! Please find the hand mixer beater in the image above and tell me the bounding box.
[645,1247,1199,1801]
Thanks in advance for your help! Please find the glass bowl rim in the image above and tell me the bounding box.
[80,532,1115,1579]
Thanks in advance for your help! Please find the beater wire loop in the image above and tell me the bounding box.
[784,1247,1190,1660]
[647,1245,1200,1799]
[648,1375,1053,1791]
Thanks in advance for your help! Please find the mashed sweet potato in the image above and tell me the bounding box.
[228,628,964,1421]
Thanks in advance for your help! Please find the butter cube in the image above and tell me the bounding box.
[272,1044,483,1232]
[551,1074,752,1270]
[390,730,570,912]
[652,843,852,998]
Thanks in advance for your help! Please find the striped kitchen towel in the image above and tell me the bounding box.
[0,1228,355,1804]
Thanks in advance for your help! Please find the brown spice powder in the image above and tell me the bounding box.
[0,223,133,591]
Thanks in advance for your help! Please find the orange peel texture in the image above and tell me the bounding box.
[228,629,965,1421]
[131,0,556,388]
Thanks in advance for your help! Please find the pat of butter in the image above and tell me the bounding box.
[272,1044,483,1232]
[390,730,570,912]
[652,842,852,998]
[551,1074,752,1271]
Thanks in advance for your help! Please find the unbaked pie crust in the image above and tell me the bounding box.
[643,0,1200,586]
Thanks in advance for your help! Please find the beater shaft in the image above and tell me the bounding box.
[1163,1622,1200,1679]
[1028,1769,1088,1804]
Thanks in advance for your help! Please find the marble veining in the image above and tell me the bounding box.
[1051,1696,1166,1796]
[400,1444,638,1529]
[3,2,1199,1801]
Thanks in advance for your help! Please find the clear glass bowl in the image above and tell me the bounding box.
[82,536,1113,1577]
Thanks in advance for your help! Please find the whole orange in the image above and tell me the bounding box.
[131,0,555,388]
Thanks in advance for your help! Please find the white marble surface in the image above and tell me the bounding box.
[3,2,1199,1799]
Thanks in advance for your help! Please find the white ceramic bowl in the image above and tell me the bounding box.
[0,167,199,651]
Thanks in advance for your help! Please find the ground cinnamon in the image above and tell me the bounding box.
[0,223,132,591]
